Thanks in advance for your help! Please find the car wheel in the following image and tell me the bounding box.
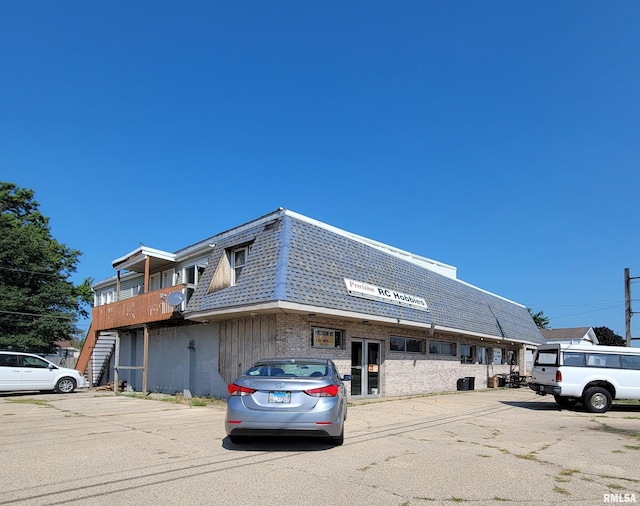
[229,435,248,444]
[329,426,344,446]
[55,377,77,394]
[553,395,579,408]
[583,387,612,413]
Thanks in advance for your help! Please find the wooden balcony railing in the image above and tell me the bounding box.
[91,284,188,331]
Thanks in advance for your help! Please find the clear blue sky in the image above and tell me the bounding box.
[2,2,639,340]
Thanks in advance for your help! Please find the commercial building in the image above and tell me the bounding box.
[78,208,545,399]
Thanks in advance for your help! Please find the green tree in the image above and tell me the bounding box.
[527,308,550,329]
[0,182,93,352]
[593,326,625,346]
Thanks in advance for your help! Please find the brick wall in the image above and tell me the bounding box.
[274,313,524,398]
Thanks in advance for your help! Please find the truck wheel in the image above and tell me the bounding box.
[583,387,612,413]
[553,395,578,408]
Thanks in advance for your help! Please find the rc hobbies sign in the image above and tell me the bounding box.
[344,278,429,312]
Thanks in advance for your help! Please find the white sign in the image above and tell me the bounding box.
[344,278,429,312]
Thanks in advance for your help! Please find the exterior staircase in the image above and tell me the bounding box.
[76,285,187,388]
[88,332,117,386]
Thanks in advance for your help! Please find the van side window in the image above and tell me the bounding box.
[22,356,50,368]
[0,354,19,367]
[563,352,585,367]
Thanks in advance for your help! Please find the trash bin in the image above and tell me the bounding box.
[457,378,469,391]
[466,376,475,391]
[497,375,506,387]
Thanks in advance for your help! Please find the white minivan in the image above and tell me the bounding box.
[0,351,86,394]
[529,342,640,413]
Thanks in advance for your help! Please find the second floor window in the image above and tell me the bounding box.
[231,247,247,285]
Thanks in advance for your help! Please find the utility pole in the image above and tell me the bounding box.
[624,268,640,347]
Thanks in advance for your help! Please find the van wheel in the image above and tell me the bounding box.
[553,395,578,408]
[55,377,77,394]
[583,387,612,413]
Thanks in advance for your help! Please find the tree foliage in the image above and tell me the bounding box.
[527,308,550,329]
[593,326,626,347]
[0,182,93,352]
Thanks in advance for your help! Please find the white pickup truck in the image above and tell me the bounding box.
[529,342,640,413]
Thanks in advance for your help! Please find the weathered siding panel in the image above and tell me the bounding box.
[219,315,277,383]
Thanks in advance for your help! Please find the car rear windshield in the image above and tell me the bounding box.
[535,349,559,366]
[246,361,329,378]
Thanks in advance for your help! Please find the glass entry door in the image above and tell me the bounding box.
[351,340,381,397]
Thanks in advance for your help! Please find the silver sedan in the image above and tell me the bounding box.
[225,358,351,445]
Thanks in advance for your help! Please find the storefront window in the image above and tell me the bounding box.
[460,345,475,364]
[428,341,456,356]
[390,336,425,353]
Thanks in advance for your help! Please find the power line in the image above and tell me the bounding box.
[0,265,63,277]
[547,303,625,320]
[0,310,75,320]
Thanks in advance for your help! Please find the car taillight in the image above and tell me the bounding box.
[305,384,339,397]
[555,370,562,382]
[228,383,256,396]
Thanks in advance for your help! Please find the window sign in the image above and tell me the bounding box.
[311,327,343,348]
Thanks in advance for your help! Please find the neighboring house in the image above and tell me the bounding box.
[78,208,545,399]
[541,327,599,345]
[42,340,81,368]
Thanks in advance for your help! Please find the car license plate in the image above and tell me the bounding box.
[269,391,291,403]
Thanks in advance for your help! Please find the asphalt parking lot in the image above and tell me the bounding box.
[1,388,639,506]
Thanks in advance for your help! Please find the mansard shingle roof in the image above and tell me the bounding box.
[185,209,545,346]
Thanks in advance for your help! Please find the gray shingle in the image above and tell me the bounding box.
[186,209,544,345]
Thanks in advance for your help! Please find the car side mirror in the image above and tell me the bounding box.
[341,375,352,381]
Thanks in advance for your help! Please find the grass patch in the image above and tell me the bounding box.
[121,392,225,407]
[553,486,570,495]
[559,468,580,477]
[623,445,640,451]
[6,398,51,407]
[515,453,550,464]
[594,422,640,441]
